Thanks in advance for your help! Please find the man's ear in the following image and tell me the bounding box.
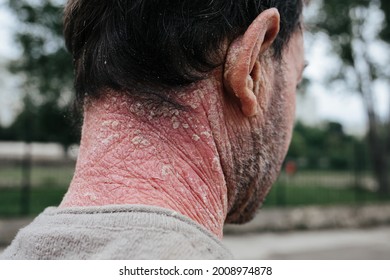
[224,8,280,117]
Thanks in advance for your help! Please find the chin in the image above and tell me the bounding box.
[225,199,263,224]
[225,170,278,224]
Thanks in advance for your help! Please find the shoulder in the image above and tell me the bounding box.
[1,205,233,260]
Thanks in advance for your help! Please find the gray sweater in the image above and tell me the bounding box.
[0,205,232,260]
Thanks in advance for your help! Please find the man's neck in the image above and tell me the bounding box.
[60,82,228,238]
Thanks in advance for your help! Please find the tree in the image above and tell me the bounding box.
[313,0,390,194]
[7,96,79,149]
[6,0,79,149]
[287,122,364,170]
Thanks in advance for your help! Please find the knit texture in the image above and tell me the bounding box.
[0,205,232,260]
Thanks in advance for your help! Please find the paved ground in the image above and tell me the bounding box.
[223,226,390,260]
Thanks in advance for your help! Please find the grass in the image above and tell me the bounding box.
[0,164,73,216]
[0,187,67,217]
[0,166,389,217]
[0,165,75,188]
[263,183,390,207]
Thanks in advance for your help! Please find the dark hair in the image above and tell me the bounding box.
[64,0,303,104]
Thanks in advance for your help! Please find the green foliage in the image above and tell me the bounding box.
[12,97,79,148]
[316,1,361,65]
[313,0,390,83]
[312,0,390,193]
[8,0,72,100]
[287,122,367,170]
[5,0,79,147]
[379,0,390,41]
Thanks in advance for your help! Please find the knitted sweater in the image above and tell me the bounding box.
[0,205,232,260]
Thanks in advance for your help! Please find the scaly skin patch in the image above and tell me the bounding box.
[60,84,229,238]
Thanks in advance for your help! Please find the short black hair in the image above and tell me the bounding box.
[64,0,303,104]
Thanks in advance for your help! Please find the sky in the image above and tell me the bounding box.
[0,1,21,126]
[299,2,390,136]
[298,32,369,136]
[0,1,388,137]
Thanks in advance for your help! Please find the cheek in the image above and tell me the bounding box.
[286,78,297,117]
[287,87,296,145]
[281,76,298,153]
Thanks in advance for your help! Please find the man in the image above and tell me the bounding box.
[1,0,305,259]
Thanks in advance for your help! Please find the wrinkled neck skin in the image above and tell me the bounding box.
[60,74,230,238]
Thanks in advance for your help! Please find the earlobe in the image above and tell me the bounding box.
[223,8,280,117]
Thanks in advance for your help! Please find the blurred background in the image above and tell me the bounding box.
[0,0,390,259]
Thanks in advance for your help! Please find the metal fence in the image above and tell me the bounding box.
[0,154,388,216]
[0,156,75,216]
[264,169,384,207]
[0,159,75,189]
